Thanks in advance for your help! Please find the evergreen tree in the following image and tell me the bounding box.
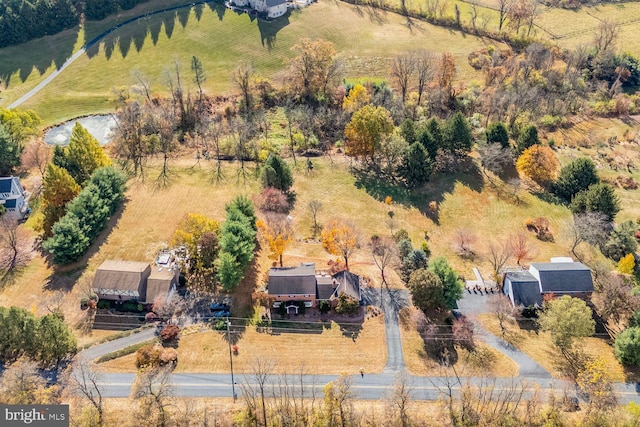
[515,125,539,155]
[41,163,81,237]
[429,257,464,309]
[417,126,439,160]
[445,112,473,156]
[0,124,21,175]
[43,214,89,264]
[215,252,243,291]
[90,166,127,214]
[615,326,640,366]
[399,119,417,144]
[225,196,257,231]
[65,122,111,185]
[553,158,600,203]
[400,142,433,188]
[570,183,620,221]
[485,121,509,148]
[36,314,76,367]
[602,221,638,261]
[407,269,445,313]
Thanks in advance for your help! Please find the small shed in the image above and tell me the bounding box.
[503,270,542,307]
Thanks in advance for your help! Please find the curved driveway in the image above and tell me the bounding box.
[8,0,217,109]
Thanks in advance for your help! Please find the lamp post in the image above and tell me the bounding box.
[226,318,237,402]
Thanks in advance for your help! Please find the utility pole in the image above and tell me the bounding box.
[227,318,237,402]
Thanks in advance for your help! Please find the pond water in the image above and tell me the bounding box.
[44,115,118,146]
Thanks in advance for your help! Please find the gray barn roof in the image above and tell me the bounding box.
[530,262,594,293]
[265,0,286,6]
[505,271,542,307]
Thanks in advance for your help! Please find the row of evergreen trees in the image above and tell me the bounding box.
[216,197,257,290]
[0,306,77,367]
[0,0,150,48]
[43,166,126,264]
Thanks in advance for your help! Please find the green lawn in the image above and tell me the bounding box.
[1,0,498,126]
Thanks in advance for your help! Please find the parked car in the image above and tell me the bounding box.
[210,303,230,312]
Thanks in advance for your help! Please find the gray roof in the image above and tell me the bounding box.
[268,263,316,296]
[265,0,286,7]
[505,271,542,307]
[331,270,361,301]
[530,262,594,293]
[317,276,334,300]
[92,260,151,299]
[0,177,12,193]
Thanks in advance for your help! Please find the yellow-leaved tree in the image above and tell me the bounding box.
[172,213,220,291]
[344,105,394,162]
[256,214,293,267]
[321,219,362,271]
[515,144,559,188]
[342,84,370,113]
[618,253,635,275]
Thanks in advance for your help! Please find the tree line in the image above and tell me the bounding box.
[0,0,152,48]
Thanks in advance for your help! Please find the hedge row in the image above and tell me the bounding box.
[43,166,126,264]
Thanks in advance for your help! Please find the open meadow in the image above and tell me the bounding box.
[0,0,500,126]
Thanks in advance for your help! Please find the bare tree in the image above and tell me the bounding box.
[565,212,609,260]
[64,357,105,426]
[209,114,226,183]
[370,236,398,288]
[390,53,415,103]
[594,19,620,53]
[488,294,520,340]
[131,69,152,102]
[477,142,514,182]
[498,0,513,31]
[0,217,32,272]
[40,290,65,317]
[21,140,51,177]
[453,228,477,259]
[307,200,322,236]
[469,1,479,31]
[592,274,640,331]
[322,374,354,427]
[390,372,413,427]
[131,366,174,427]
[234,61,254,116]
[191,55,207,101]
[241,357,275,427]
[0,358,58,404]
[486,238,512,282]
[510,232,534,265]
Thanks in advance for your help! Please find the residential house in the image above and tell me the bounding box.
[503,259,594,307]
[92,260,178,304]
[267,263,362,314]
[0,176,28,219]
[230,0,288,18]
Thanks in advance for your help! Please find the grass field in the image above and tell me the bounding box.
[0,0,499,126]
[100,316,387,374]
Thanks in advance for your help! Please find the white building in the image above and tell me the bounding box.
[0,176,28,220]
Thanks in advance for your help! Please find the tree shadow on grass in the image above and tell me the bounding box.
[352,157,484,225]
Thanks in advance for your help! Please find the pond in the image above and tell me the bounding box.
[44,115,118,146]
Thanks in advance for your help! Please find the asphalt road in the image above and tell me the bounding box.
[96,371,640,404]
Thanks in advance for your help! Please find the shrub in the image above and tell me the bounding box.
[319,300,331,314]
[393,229,410,243]
[335,293,360,315]
[136,344,161,368]
[97,300,111,309]
[618,254,635,275]
[159,324,180,342]
[614,326,640,366]
[258,187,289,213]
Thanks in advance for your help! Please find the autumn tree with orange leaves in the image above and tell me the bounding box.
[515,144,559,188]
[321,219,362,271]
[257,213,293,267]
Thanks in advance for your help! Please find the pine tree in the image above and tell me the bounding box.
[65,122,111,185]
[486,121,509,148]
[445,112,473,156]
[400,142,433,188]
